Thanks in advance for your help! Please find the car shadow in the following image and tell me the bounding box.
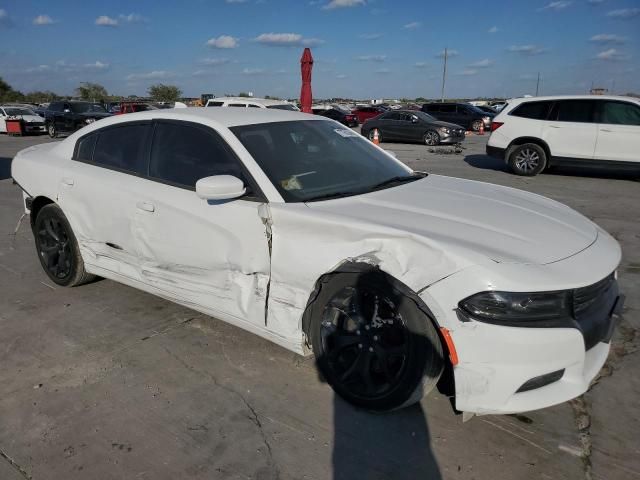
[313,268,443,479]
[0,156,12,181]
[464,154,509,172]
[465,154,638,181]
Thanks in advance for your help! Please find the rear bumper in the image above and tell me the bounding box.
[486,144,506,160]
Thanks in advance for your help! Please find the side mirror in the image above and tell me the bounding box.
[195,175,246,201]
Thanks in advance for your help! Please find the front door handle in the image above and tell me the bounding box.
[548,125,561,129]
[62,177,74,186]
[136,201,155,213]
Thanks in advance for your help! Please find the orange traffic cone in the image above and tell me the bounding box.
[478,122,484,135]
[373,129,380,145]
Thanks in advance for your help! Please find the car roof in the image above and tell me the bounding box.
[506,95,640,104]
[208,97,293,106]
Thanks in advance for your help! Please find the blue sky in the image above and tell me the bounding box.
[1,0,639,99]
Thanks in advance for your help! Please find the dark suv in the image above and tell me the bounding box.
[422,102,494,132]
[44,101,112,138]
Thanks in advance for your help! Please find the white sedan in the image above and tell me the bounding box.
[11,108,623,414]
[1,105,46,134]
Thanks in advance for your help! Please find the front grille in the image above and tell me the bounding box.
[573,273,615,319]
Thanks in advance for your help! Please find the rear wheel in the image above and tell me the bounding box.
[424,131,440,146]
[471,119,483,132]
[509,143,547,176]
[47,123,57,138]
[34,204,94,286]
[310,271,443,411]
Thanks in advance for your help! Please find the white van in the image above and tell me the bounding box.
[205,97,299,111]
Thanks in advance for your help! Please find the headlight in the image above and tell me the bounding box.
[458,290,572,323]
[85,118,95,124]
[438,127,450,134]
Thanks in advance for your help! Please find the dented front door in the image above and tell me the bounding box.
[131,181,271,328]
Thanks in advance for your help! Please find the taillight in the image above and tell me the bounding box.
[491,122,504,132]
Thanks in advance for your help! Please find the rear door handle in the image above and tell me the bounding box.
[62,177,74,186]
[136,201,155,213]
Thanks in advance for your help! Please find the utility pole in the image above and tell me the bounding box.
[611,79,615,94]
[441,47,448,103]
[535,72,540,96]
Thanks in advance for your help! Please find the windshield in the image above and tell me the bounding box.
[69,103,107,113]
[267,104,299,111]
[468,105,490,115]
[412,111,436,122]
[231,120,421,203]
[4,107,36,116]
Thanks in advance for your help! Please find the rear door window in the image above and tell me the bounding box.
[90,123,151,175]
[424,104,440,113]
[549,100,596,123]
[599,101,640,126]
[74,133,98,161]
[510,101,553,120]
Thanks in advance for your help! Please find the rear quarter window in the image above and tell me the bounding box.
[510,101,553,120]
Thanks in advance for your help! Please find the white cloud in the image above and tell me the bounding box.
[336,74,348,79]
[95,16,119,27]
[359,33,382,40]
[507,45,546,55]
[206,35,239,49]
[468,58,493,68]
[403,22,421,29]
[606,8,640,19]
[199,58,230,66]
[540,1,572,11]
[436,49,459,58]
[590,34,625,44]
[84,61,110,70]
[119,13,147,24]
[0,9,14,28]
[33,15,55,25]
[488,26,498,33]
[323,0,365,10]
[414,62,428,68]
[26,65,51,73]
[459,69,478,76]
[595,48,626,61]
[356,54,387,62]
[242,68,265,75]
[254,33,324,47]
[127,71,174,80]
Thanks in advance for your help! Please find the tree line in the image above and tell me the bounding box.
[0,77,183,104]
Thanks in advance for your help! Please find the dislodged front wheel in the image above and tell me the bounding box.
[310,272,444,411]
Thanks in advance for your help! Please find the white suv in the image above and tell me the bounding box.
[205,96,299,111]
[487,95,640,176]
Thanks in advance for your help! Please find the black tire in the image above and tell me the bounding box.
[47,123,57,138]
[471,119,483,132]
[309,270,444,411]
[367,128,382,143]
[508,143,547,176]
[34,204,95,287]
[424,130,440,146]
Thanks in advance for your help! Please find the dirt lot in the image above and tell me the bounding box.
[0,132,638,480]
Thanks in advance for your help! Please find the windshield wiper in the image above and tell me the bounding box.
[369,172,427,191]
[304,190,362,202]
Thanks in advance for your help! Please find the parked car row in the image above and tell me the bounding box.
[362,110,465,146]
[0,105,46,134]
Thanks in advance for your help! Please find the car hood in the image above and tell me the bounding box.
[17,115,44,123]
[305,175,597,265]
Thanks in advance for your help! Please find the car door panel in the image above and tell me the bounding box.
[543,100,597,160]
[594,101,640,163]
[131,120,271,327]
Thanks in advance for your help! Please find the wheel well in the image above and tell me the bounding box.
[29,196,55,229]
[300,261,456,399]
[507,137,551,162]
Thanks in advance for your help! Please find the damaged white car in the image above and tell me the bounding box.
[11,108,624,414]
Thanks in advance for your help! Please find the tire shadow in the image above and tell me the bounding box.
[0,156,12,181]
[464,154,509,172]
